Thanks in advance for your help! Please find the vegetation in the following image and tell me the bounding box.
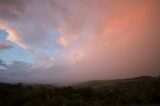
[0,76,160,106]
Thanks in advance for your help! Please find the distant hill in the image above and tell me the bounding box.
[74,76,159,88]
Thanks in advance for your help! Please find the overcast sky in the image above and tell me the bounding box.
[0,0,160,84]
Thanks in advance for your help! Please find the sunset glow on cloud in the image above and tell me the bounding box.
[0,0,160,84]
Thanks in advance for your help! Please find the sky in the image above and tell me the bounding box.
[0,0,160,84]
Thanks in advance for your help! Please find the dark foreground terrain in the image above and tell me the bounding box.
[0,76,160,106]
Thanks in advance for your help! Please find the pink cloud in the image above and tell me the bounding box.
[0,41,13,50]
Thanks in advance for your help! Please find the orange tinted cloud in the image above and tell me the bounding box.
[0,22,27,48]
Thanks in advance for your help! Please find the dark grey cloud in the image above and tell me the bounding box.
[0,59,33,83]
[0,59,31,71]
[0,58,72,84]
[0,59,7,69]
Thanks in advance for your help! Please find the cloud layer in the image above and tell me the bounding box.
[0,0,160,84]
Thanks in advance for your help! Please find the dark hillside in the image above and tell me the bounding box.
[0,76,160,106]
